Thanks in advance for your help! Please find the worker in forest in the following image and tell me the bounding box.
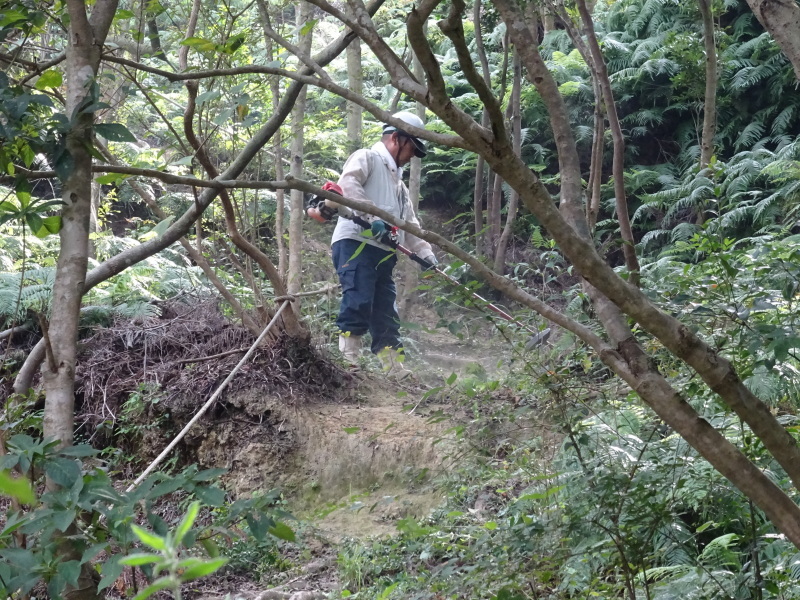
[328,111,438,379]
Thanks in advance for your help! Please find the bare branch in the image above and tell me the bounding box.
[438,0,507,143]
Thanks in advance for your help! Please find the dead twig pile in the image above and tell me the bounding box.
[75,299,349,446]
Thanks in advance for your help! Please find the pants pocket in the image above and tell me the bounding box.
[337,263,358,294]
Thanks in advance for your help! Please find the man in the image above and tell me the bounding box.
[330,111,438,378]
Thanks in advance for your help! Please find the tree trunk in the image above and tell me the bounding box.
[472,0,492,257]
[287,1,313,298]
[493,49,522,274]
[575,0,641,285]
[44,4,117,597]
[743,0,800,80]
[346,37,363,155]
[699,0,717,169]
[398,47,426,314]
[487,172,503,258]
[255,0,288,280]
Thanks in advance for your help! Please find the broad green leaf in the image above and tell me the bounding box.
[180,557,228,580]
[192,485,226,506]
[180,37,217,52]
[94,123,137,142]
[175,501,200,545]
[81,542,108,564]
[151,216,175,238]
[52,507,76,532]
[171,155,194,166]
[0,470,35,503]
[268,521,296,542]
[114,8,135,20]
[484,521,498,530]
[97,555,124,592]
[57,560,81,586]
[34,69,62,90]
[300,19,317,36]
[34,215,61,238]
[132,578,174,600]
[25,213,43,234]
[131,524,167,551]
[95,173,124,185]
[195,90,221,105]
[119,553,161,566]
[44,457,81,487]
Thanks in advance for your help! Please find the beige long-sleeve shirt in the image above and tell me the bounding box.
[331,141,435,261]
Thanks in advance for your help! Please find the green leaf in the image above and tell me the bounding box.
[192,485,226,507]
[52,507,76,532]
[95,173,124,185]
[44,457,81,487]
[94,123,137,142]
[131,524,167,551]
[175,501,200,545]
[268,521,296,542]
[180,37,217,52]
[34,215,61,238]
[300,19,318,36]
[25,211,42,234]
[57,560,81,587]
[0,470,35,503]
[245,512,273,541]
[195,90,221,105]
[180,557,228,580]
[343,427,360,434]
[119,553,162,566]
[446,372,458,385]
[132,578,174,600]
[97,555,124,592]
[484,521,498,530]
[34,69,62,90]
[114,8,136,20]
[60,444,99,457]
[81,543,108,564]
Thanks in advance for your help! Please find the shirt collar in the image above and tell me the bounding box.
[373,141,403,178]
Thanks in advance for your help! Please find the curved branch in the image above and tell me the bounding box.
[438,0,507,144]
[182,80,306,338]
[100,55,466,149]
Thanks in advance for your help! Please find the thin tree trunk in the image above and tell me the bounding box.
[287,1,313,298]
[256,0,288,279]
[487,172,503,257]
[472,0,492,256]
[587,98,604,232]
[574,0,641,285]
[699,0,717,169]
[494,49,522,274]
[183,81,306,339]
[398,43,425,314]
[346,37,363,155]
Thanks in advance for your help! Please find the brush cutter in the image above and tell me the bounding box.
[307,187,551,349]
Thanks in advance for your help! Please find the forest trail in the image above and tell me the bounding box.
[186,312,526,599]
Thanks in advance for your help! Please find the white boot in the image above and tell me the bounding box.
[339,334,362,365]
[378,347,412,380]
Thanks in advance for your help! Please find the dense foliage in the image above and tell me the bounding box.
[3,0,800,596]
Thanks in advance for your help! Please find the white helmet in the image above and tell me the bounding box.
[383,111,427,158]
